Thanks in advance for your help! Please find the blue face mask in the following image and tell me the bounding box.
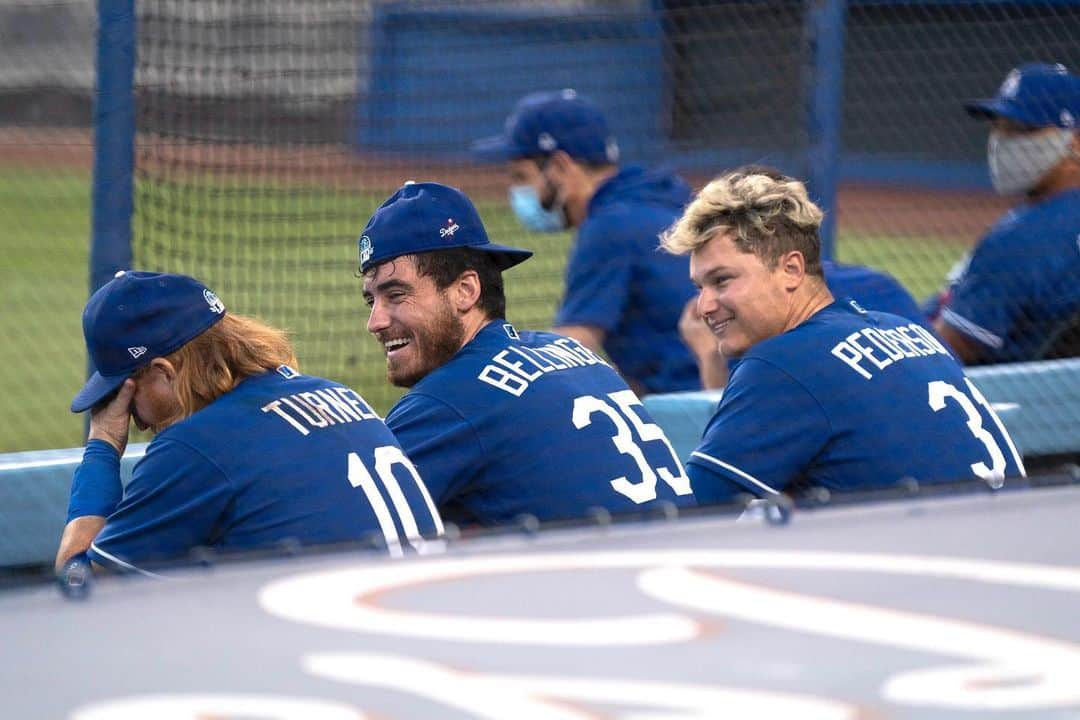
[509,184,566,233]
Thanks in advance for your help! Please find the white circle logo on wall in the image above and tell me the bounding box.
[258,549,1080,712]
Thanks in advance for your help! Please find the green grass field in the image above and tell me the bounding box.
[0,169,968,453]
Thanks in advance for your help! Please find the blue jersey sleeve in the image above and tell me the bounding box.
[385,392,485,512]
[944,224,1035,351]
[687,358,830,503]
[554,215,632,331]
[88,438,232,572]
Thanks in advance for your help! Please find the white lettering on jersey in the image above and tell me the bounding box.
[478,338,608,396]
[831,323,952,380]
[262,387,380,435]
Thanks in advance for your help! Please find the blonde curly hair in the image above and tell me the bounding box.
[661,166,825,276]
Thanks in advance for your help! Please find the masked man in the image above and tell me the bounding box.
[926,63,1080,363]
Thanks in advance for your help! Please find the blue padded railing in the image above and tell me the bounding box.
[2,359,1078,569]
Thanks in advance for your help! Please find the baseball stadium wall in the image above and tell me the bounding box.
[1,0,1079,454]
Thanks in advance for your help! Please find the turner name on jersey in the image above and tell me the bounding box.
[262,380,381,436]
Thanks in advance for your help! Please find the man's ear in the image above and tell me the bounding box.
[451,270,483,313]
[149,357,177,382]
[779,250,807,291]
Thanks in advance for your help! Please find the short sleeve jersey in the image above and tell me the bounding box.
[386,321,697,525]
[688,301,1026,504]
[938,189,1080,362]
[554,165,699,393]
[88,368,441,570]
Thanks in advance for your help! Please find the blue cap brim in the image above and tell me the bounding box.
[483,243,533,270]
[470,135,522,162]
[964,98,1028,123]
[70,371,131,413]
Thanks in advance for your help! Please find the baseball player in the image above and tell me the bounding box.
[681,258,930,388]
[926,62,1080,363]
[473,89,699,395]
[661,168,1026,504]
[359,182,697,526]
[56,271,442,576]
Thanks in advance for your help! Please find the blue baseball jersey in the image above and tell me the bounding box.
[554,165,699,393]
[386,321,697,525]
[933,189,1080,362]
[823,261,927,326]
[87,367,442,571]
[689,301,1026,504]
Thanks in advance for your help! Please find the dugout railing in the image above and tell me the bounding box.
[3,357,1079,572]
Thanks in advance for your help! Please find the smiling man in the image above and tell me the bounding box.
[359,182,697,526]
[660,168,1026,504]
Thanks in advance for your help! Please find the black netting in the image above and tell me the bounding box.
[3,0,1080,450]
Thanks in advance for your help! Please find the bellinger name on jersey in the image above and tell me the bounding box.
[477,337,609,396]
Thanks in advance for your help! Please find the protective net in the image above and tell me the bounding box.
[2,0,1080,452]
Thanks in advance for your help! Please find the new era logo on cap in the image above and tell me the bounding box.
[127,346,148,359]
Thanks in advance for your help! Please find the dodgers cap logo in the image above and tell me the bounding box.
[70,271,228,413]
[358,182,532,273]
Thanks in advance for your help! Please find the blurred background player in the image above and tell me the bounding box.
[661,168,1025,504]
[359,182,696,526]
[56,271,441,575]
[473,89,699,395]
[926,62,1080,364]
[679,165,929,388]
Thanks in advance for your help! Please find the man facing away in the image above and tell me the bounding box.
[359,181,697,526]
[57,271,442,576]
[926,62,1080,363]
[473,89,699,395]
[661,168,1026,504]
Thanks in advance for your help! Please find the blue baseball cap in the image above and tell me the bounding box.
[965,63,1080,128]
[472,89,620,165]
[359,182,532,273]
[71,271,227,413]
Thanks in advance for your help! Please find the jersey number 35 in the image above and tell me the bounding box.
[573,390,693,504]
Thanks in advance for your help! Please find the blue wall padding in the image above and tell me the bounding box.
[358,7,666,165]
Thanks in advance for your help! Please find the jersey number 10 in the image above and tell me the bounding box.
[573,390,694,504]
[347,447,444,557]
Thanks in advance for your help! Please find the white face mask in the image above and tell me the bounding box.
[987,128,1074,196]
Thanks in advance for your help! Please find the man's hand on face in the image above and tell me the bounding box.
[678,297,719,360]
[88,379,136,455]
